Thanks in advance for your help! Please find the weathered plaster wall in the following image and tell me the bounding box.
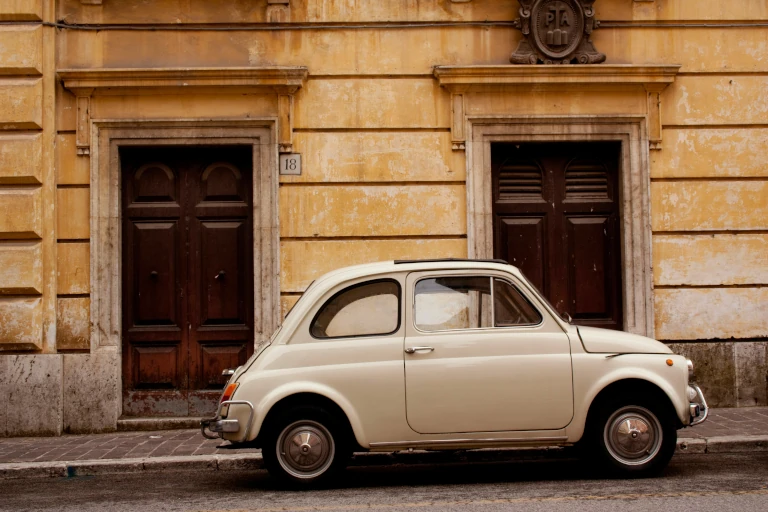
[43,0,768,410]
[0,0,56,356]
[638,0,768,406]
[0,2,45,352]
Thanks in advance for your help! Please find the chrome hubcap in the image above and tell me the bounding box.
[276,420,334,479]
[604,406,662,466]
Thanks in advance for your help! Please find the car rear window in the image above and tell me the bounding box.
[310,279,401,339]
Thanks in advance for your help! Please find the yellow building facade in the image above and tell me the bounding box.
[0,0,766,435]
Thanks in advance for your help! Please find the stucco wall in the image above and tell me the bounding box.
[0,0,766,435]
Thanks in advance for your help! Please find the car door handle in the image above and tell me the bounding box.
[405,346,434,354]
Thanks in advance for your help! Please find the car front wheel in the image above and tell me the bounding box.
[262,406,349,486]
[592,400,676,477]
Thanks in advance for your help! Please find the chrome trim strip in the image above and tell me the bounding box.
[690,384,709,426]
[201,400,255,442]
[206,419,241,433]
[220,400,255,442]
[369,436,568,449]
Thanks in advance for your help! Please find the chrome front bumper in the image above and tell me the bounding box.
[688,384,709,426]
[200,400,255,442]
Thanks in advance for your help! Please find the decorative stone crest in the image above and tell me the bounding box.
[510,0,606,64]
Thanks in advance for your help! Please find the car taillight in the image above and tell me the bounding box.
[221,382,239,404]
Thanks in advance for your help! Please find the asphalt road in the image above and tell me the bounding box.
[2,452,767,512]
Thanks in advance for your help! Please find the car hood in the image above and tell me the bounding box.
[576,326,672,354]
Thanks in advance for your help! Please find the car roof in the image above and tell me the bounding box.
[311,259,525,288]
[276,258,568,343]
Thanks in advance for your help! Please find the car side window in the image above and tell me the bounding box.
[414,276,492,331]
[310,279,401,339]
[414,276,542,331]
[493,278,542,326]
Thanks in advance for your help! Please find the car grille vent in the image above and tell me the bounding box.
[497,162,543,199]
[565,161,610,199]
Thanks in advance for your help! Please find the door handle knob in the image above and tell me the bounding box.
[405,346,434,354]
[214,270,226,280]
[149,271,158,278]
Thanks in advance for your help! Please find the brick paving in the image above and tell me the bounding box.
[676,406,768,439]
[0,429,258,464]
[0,407,766,464]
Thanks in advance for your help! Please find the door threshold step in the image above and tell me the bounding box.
[117,417,204,432]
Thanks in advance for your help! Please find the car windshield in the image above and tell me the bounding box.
[516,271,571,324]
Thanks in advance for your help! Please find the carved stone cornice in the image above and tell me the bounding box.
[58,67,308,96]
[434,64,680,90]
[434,64,680,151]
[58,67,309,155]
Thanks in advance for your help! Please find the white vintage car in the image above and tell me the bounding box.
[201,259,708,484]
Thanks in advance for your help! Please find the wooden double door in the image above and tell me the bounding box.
[492,142,623,330]
[121,146,254,417]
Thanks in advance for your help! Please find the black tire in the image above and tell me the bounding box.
[586,397,677,477]
[261,405,350,487]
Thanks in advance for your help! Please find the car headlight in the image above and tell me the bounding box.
[686,359,694,380]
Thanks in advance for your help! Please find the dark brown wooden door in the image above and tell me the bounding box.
[121,146,254,417]
[492,142,623,330]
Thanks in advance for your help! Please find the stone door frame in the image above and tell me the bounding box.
[465,115,654,337]
[89,119,281,359]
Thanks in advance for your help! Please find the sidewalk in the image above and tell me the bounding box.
[2,407,767,479]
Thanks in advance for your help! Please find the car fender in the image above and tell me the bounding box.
[249,380,368,447]
[568,357,688,441]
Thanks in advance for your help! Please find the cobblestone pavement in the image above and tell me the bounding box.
[0,407,766,464]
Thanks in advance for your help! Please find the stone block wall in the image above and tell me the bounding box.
[1,0,767,436]
[0,0,59,436]
[0,0,115,436]
[0,3,47,354]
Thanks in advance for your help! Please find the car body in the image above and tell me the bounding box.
[201,259,708,484]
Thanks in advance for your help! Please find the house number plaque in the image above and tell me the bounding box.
[279,153,302,175]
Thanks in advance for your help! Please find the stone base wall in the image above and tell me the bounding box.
[1,342,765,437]
[0,350,120,437]
[668,342,768,409]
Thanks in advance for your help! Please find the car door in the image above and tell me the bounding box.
[403,270,574,434]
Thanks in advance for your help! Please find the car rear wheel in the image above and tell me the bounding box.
[590,399,676,477]
[262,405,349,486]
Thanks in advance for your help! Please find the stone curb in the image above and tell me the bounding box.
[0,454,248,480]
[2,435,766,480]
[704,435,768,453]
[675,435,768,454]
